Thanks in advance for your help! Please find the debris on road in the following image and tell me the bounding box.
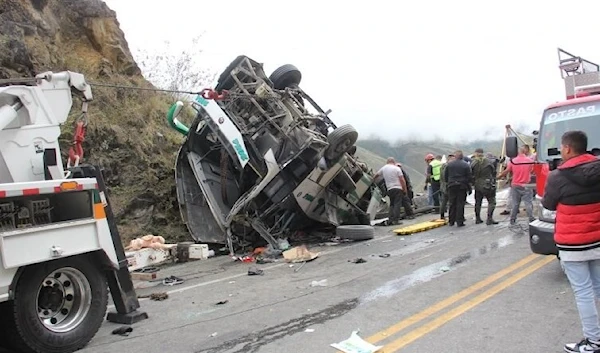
[379,253,391,258]
[138,292,169,301]
[111,326,133,337]
[131,267,160,281]
[125,235,170,251]
[439,266,451,273]
[163,275,185,286]
[151,292,169,301]
[283,245,320,263]
[127,246,175,272]
[248,267,264,276]
[210,332,218,338]
[310,279,328,287]
[349,258,367,264]
[294,261,308,272]
[305,328,315,333]
[331,330,383,353]
[215,300,229,305]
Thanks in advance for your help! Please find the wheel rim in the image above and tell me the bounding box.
[334,139,352,153]
[36,267,92,333]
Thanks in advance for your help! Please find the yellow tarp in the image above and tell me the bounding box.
[393,219,448,235]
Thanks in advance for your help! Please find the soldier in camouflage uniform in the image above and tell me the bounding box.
[439,154,454,219]
[470,148,499,225]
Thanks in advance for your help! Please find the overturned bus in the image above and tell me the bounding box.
[167,55,387,252]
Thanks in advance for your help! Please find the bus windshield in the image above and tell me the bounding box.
[538,100,600,161]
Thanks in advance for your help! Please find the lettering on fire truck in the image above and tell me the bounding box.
[545,104,596,124]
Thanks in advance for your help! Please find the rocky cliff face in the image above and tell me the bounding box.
[0,0,191,243]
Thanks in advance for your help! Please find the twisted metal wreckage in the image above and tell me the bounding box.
[167,55,390,253]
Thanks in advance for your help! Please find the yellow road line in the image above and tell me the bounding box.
[366,253,540,343]
[383,255,555,352]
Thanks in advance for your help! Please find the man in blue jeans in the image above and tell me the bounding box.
[542,131,600,353]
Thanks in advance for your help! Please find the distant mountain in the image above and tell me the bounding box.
[356,137,511,189]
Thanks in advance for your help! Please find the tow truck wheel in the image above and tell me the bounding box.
[325,124,359,161]
[7,256,108,353]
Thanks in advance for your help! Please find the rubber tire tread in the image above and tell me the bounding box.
[336,225,375,241]
[325,124,359,160]
[269,64,302,89]
[215,55,247,91]
[5,256,108,353]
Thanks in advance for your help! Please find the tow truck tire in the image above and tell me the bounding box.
[325,125,359,161]
[7,256,108,353]
[269,64,302,90]
[336,225,375,241]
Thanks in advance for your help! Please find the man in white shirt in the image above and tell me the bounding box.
[375,157,414,225]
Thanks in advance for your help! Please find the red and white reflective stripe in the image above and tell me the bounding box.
[0,179,98,199]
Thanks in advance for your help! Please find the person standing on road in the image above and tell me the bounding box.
[424,154,435,206]
[426,155,443,211]
[499,156,513,216]
[498,146,534,224]
[375,157,414,225]
[540,131,600,353]
[439,153,455,220]
[397,163,415,208]
[470,148,498,225]
[443,150,472,227]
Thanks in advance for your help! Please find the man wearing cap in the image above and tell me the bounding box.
[424,154,435,206]
[471,148,499,225]
[426,155,443,211]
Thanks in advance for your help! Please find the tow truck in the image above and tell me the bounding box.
[0,71,147,352]
[506,48,600,257]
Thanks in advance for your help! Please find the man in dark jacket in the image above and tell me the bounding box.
[443,150,472,227]
[439,153,455,219]
[471,148,498,225]
[542,131,600,353]
[397,163,414,205]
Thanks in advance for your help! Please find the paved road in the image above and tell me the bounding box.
[78,209,579,353]
[0,209,580,353]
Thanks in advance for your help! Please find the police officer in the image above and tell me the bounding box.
[443,150,472,227]
[426,155,443,210]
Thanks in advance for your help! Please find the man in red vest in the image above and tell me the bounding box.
[542,131,600,353]
[498,146,534,224]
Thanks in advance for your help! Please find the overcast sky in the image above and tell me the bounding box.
[103,0,600,143]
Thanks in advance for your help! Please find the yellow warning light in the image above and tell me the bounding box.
[60,181,79,191]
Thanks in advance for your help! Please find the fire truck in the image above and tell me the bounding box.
[505,48,600,257]
[0,71,147,352]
